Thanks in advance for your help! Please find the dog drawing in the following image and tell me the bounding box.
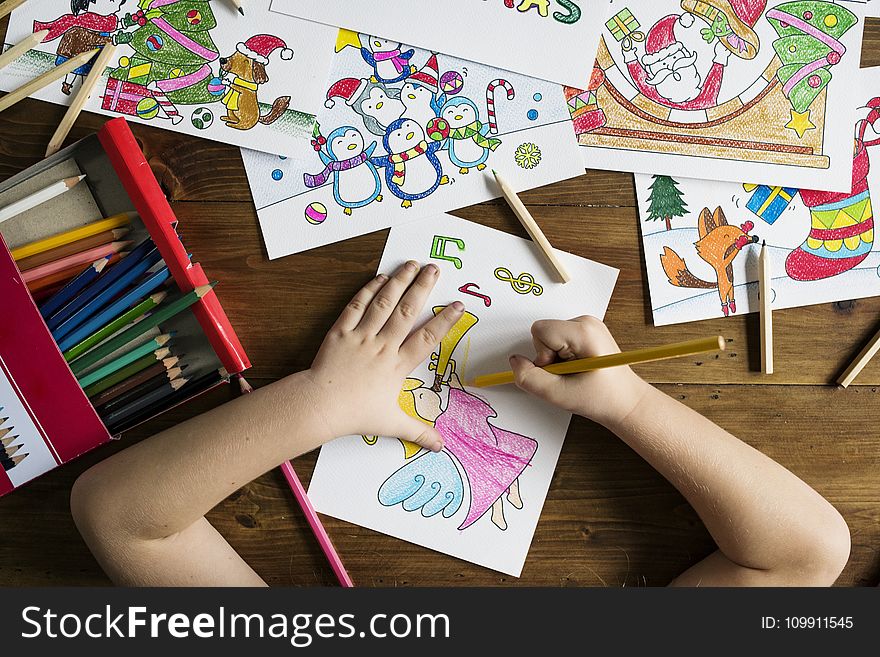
[219,50,290,131]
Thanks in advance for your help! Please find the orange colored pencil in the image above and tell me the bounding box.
[27,252,124,293]
[20,241,131,281]
[15,228,129,270]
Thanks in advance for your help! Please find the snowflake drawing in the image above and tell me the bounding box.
[514,142,542,169]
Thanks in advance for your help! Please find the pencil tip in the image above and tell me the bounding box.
[238,7,245,15]
[491,169,497,176]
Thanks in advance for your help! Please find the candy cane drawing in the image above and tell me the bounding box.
[486,78,515,135]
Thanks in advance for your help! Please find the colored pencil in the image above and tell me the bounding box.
[21,240,129,280]
[759,241,773,375]
[27,252,124,294]
[0,426,11,440]
[227,0,245,16]
[470,336,727,388]
[11,213,130,260]
[838,323,880,388]
[65,283,215,365]
[0,175,86,224]
[76,334,173,387]
[46,239,159,327]
[74,327,162,376]
[38,257,110,319]
[1,454,28,471]
[0,49,101,113]
[63,291,168,363]
[491,169,570,284]
[91,363,184,407]
[55,266,170,348]
[84,353,179,398]
[101,378,188,427]
[1,435,19,448]
[241,375,354,588]
[18,228,129,271]
[98,365,184,414]
[0,30,50,71]
[46,44,118,157]
[1,443,23,458]
[0,0,27,20]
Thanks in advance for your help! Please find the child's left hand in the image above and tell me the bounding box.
[307,261,464,452]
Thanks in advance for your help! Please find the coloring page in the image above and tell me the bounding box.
[308,214,619,577]
[637,66,880,326]
[568,0,865,193]
[869,0,880,16]
[0,0,337,154]
[269,0,612,87]
[242,32,584,259]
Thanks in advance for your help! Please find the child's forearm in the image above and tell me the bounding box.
[604,381,849,584]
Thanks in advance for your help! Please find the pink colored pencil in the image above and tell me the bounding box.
[237,376,354,587]
[20,241,132,282]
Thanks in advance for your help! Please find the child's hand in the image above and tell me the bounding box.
[509,316,649,427]
[307,261,464,452]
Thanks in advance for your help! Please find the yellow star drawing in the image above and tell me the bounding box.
[335,29,361,53]
[786,109,816,139]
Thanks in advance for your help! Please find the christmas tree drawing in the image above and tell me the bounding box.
[647,175,688,231]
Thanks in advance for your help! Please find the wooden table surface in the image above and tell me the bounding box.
[0,19,878,587]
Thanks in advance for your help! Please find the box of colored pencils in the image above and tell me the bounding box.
[0,118,249,497]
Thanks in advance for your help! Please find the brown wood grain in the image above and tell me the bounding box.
[0,18,877,587]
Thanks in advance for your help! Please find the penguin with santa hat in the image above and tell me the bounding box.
[219,34,293,130]
[324,77,406,136]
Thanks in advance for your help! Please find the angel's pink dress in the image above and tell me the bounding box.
[435,388,538,530]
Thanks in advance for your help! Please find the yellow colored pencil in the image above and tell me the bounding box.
[10,213,131,260]
[470,336,727,388]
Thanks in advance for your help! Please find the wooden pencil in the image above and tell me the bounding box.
[97,366,184,414]
[0,49,100,113]
[1,434,19,448]
[21,240,130,280]
[62,291,168,363]
[1,454,28,471]
[759,241,773,375]
[26,253,122,294]
[76,334,173,386]
[838,323,880,388]
[0,175,86,224]
[491,169,571,284]
[46,44,118,157]
[0,30,49,71]
[91,364,184,407]
[470,336,727,388]
[84,353,179,398]
[73,326,162,377]
[0,0,27,20]
[101,378,188,427]
[37,257,109,319]
[227,0,245,15]
[1,443,23,458]
[0,426,11,440]
[11,213,130,260]
[17,228,128,270]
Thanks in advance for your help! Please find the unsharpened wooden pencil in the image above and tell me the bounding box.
[101,378,188,427]
[38,256,109,319]
[0,48,100,113]
[470,336,727,388]
[0,175,86,224]
[76,334,173,386]
[759,241,773,375]
[18,228,128,270]
[63,291,168,365]
[84,353,179,398]
[838,323,880,388]
[11,213,130,260]
[21,240,130,280]
[491,169,571,284]
[97,365,184,414]
[0,30,49,71]
[46,44,118,157]
[91,364,184,407]
[0,0,27,21]
[27,252,123,293]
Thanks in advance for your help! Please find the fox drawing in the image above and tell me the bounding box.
[660,206,759,317]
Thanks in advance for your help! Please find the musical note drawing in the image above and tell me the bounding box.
[494,267,543,296]
[458,283,492,307]
[430,235,466,269]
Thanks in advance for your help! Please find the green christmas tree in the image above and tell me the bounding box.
[647,175,687,231]
[111,0,220,107]
[768,1,857,115]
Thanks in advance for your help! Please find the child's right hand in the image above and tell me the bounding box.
[509,316,650,428]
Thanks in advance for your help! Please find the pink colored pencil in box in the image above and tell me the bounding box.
[20,241,131,282]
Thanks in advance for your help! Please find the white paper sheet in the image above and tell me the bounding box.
[0,0,337,154]
[243,34,584,259]
[308,214,619,576]
[270,0,611,87]
[571,0,865,192]
[637,66,880,327]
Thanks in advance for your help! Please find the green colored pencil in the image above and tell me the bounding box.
[75,334,173,386]
[63,291,168,363]
[84,351,178,398]
[65,283,214,368]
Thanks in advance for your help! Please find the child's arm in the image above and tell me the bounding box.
[71,262,464,586]
[509,317,850,587]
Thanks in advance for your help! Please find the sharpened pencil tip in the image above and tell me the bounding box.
[491,169,497,176]
[238,7,245,15]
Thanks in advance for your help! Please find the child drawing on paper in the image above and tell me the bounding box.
[304,125,383,215]
[439,96,501,174]
[372,118,449,208]
[360,36,416,85]
[661,206,759,316]
[35,0,128,95]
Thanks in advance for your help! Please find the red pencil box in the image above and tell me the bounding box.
[0,118,250,497]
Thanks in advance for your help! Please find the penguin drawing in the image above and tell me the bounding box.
[401,54,445,131]
[440,97,501,174]
[360,36,416,85]
[372,118,449,208]
[303,126,383,215]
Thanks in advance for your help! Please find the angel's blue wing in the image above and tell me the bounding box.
[378,450,464,519]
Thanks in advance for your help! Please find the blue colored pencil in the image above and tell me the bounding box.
[38,257,110,318]
[45,238,159,329]
[50,247,162,337]
[57,266,171,352]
